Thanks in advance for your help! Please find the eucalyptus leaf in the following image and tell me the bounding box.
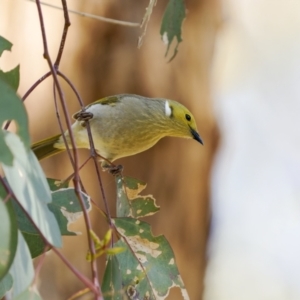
[0,65,20,91]
[160,0,186,61]
[0,35,12,56]
[0,36,20,91]
[47,178,69,191]
[14,286,42,300]
[9,231,34,298]
[6,179,90,257]
[0,198,18,280]
[102,255,123,300]
[1,131,62,247]
[21,232,46,259]
[0,83,29,166]
[11,185,91,258]
[49,187,91,235]
[116,176,159,218]
[0,273,13,299]
[114,218,189,300]
[9,198,49,258]
[114,239,155,299]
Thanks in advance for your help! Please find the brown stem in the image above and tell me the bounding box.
[54,0,71,68]
[35,0,102,298]
[52,247,99,295]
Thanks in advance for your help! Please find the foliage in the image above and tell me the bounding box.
[0,1,189,299]
[160,0,186,62]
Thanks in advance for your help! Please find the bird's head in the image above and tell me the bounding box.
[163,100,203,145]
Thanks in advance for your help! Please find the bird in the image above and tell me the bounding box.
[32,94,203,170]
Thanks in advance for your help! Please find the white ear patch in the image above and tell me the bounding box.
[164,100,172,117]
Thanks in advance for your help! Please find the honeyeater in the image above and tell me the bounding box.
[32,94,203,168]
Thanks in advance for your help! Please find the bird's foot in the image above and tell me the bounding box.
[109,165,123,176]
[73,111,93,121]
[102,164,124,176]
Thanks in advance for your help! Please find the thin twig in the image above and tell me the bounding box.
[27,0,140,27]
[0,177,12,201]
[32,247,49,290]
[52,84,75,167]
[57,70,112,227]
[57,71,84,108]
[60,156,92,184]
[92,154,112,225]
[138,0,157,48]
[52,247,99,295]
[55,0,102,295]
[55,72,104,293]
[54,0,71,68]
[35,0,101,298]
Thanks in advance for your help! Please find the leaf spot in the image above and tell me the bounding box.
[60,207,83,223]
[126,235,161,261]
[162,32,169,45]
[127,285,137,298]
[54,180,62,186]
[133,276,139,283]
[136,253,147,263]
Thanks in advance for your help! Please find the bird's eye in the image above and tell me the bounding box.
[185,114,191,121]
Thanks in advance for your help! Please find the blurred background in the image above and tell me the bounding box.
[1,0,300,299]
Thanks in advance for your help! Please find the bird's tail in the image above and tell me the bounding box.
[32,134,64,160]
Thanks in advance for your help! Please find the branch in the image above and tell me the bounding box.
[27,0,140,27]
[34,0,102,298]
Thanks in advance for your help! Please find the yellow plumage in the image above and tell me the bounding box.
[32,94,203,168]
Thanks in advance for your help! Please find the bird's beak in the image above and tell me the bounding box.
[190,128,204,145]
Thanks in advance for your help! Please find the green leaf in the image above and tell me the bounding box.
[48,187,91,235]
[116,176,159,218]
[0,36,12,57]
[1,132,62,248]
[114,239,155,299]
[0,273,13,298]
[0,197,18,280]
[114,218,189,300]
[102,255,123,300]
[14,286,42,300]
[9,186,90,257]
[21,232,46,259]
[5,195,48,259]
[47,178,69,191]
[3,176,89,257]
[160,0,186,61]
[0,36,20,91]
[9,231,34,298]
[10,200,38,234]
[0,84,29,166]
[14,178,74,258]
[0,65,20,91]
